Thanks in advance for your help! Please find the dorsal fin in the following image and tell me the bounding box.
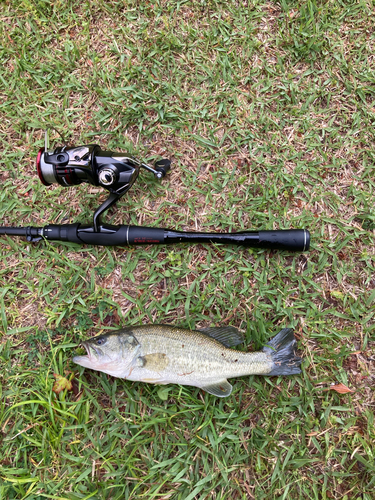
[197,326,245,347]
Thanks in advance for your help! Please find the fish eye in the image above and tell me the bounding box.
[96,337,106,346]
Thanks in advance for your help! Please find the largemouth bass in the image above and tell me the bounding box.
[73,325,302,397]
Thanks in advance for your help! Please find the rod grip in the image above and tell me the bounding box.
[258,229,310,251]
[75,225,165,246]
[127,226,164,244]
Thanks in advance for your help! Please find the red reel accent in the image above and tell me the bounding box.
[36,147,51,186]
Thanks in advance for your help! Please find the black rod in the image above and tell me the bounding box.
[0,224,310,251]
[0,226,43,242]
[0,227,29,237]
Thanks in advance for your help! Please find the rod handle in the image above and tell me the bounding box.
[258,229,310,251]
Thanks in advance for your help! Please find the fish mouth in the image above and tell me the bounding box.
[82,341,101,359]
[83,341,90,357]
[72,341,100,367]
[74,341,99,361]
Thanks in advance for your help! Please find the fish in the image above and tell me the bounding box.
[73,324,302,397]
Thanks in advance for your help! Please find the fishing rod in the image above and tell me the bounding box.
[0,132,310,252]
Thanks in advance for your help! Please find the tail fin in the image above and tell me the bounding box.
[263,328,302,376]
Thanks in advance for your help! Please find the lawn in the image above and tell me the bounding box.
[0,0,374,498]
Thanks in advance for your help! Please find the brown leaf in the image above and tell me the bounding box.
[52,373,73,394]
[328,383,354,394]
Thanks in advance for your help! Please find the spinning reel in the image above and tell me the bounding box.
[36,131,170,231]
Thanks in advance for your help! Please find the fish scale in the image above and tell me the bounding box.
[73,324,302,397]
[131,326,272,378]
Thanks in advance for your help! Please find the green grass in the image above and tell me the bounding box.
[0,0,375,498]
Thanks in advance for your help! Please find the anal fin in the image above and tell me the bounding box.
[200,379,233,397]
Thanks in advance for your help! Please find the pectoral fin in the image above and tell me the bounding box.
[200,379,233,397]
